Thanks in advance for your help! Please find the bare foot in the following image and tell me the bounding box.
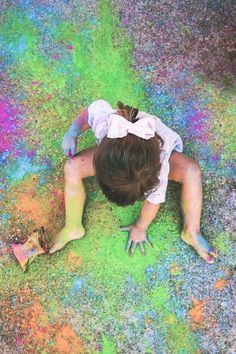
[49,226,85,254]
[181,230,218,264]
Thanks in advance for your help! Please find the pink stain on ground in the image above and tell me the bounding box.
[0,100,22,153]
[66,44,74,49]
[212,144,224,162]
[188,111,209,142]
[52,189,64,205]
[50,189,64,212]
[27,150,36,158]
[15,336,24,346]
[53,53,60,60]
[158,69,168,77]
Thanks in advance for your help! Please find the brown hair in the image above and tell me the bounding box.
[93,101,164,206]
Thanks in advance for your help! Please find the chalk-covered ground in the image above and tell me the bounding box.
[0,0,235,353]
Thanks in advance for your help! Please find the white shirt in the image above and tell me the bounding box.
[88,99,183,204]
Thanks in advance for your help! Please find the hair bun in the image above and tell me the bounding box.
[116,101,139,123]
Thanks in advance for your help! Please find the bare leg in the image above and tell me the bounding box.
[49,146,96,254]
[168,151,217,263]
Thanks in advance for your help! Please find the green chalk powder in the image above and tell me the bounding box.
[100,334,116,354]
[151,286,198,353]
[0,1,203,352]
[2,1,152,171]
[213,232,231,253]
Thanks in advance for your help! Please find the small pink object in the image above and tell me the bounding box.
[212,154,219,162]
[32,81,39,85]
[27,150,35,157]
[95,343,102,351]
[66,44,74,49]
[53,53,60,60]
[15,336,24,345]
[47,94,52,101]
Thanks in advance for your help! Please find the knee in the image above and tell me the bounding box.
[64,156,83,179]
[184,160,202,181]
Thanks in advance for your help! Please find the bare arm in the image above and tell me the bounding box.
[136,200,160,230]
[66,107,90,137]
[62,107,91,156]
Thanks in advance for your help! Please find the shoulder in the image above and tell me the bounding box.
[88,99,114,117]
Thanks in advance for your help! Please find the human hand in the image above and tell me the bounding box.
[61,133,77,157]
[120,224,154,256]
